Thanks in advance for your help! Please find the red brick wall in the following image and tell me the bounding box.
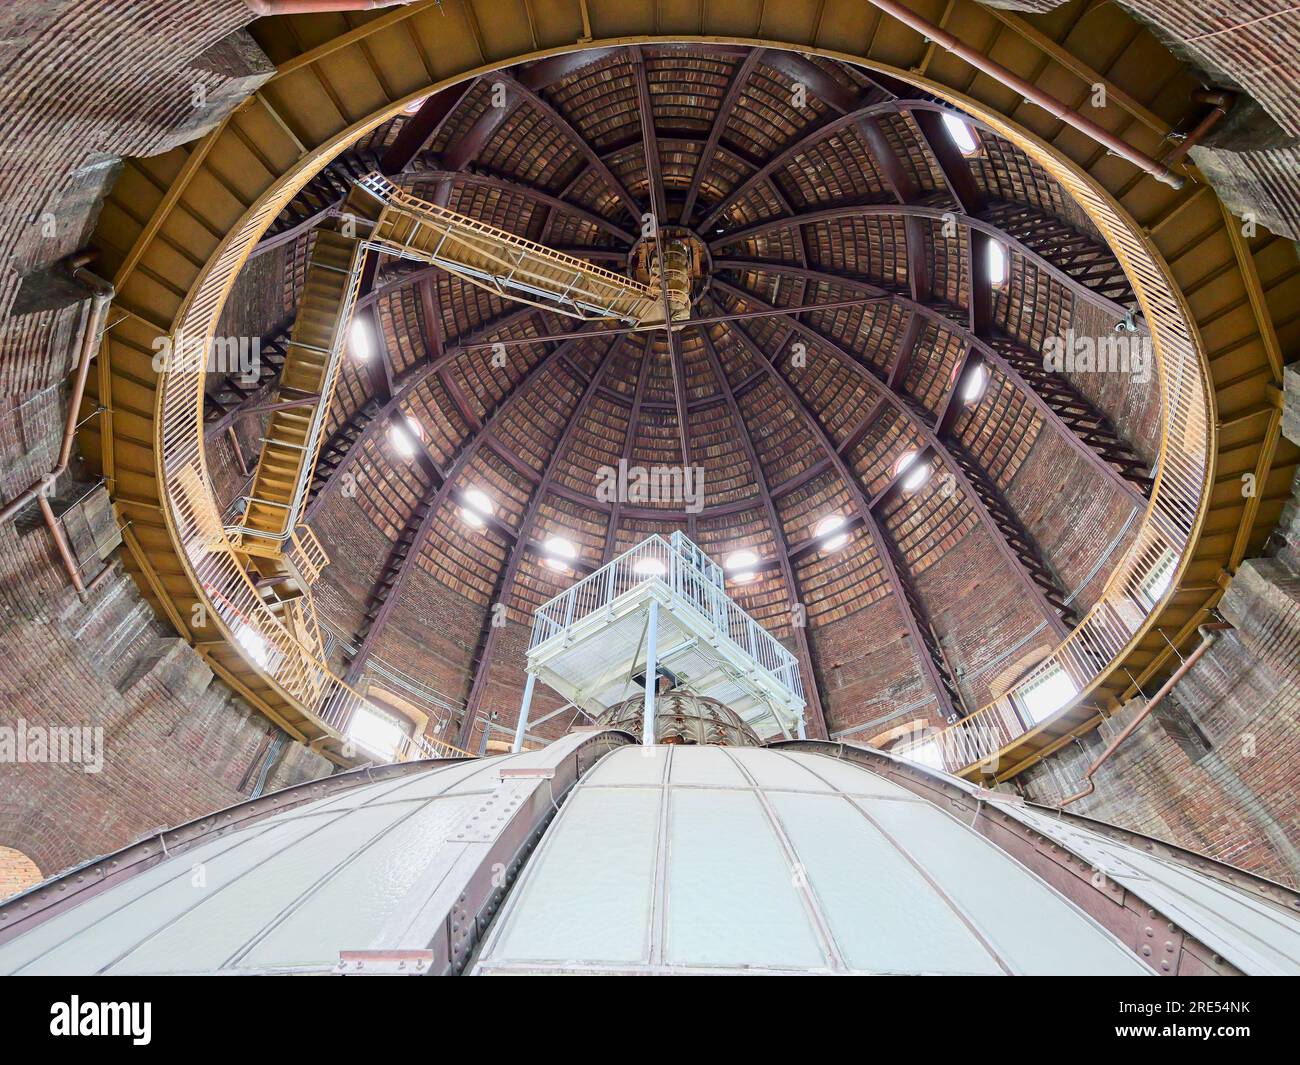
[0,2,264,382]
[1017,550,1300,888]
[0,5,325,884]
[812,596,938,738]
[0,847,42,900]
[0,513,332,887]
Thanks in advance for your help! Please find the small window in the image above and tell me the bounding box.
[1014,661,1078,725]
[987,240,1008,288]
[348,705,408,761]
[941,113,979,157]
[1137,548,1177,610]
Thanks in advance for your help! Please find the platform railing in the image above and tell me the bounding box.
[285,524,330,587]
[529,532,805,706]
[892,111,1212,776]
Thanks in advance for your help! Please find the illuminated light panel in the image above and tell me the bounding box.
[815,514,848,552]
[941,113,979,156]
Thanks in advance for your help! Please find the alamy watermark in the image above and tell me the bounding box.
[151,330,261,386]
[595,459,705,514]
[1042,328,1152,385]
[0,718,104,774]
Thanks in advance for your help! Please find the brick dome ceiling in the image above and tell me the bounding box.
[230,43,1158,728]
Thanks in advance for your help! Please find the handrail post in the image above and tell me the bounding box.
[643,598,659,745]
[511,671,538,753]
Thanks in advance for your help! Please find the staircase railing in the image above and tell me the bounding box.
[892,117,1212,775]
[157,196,471,764]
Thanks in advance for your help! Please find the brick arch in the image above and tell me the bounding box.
[0,802,77,891]
[0,847,42,901]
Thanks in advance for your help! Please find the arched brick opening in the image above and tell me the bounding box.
[0,847,43,900]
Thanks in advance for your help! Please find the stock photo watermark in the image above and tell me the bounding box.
[0,719,104,774]
[151,330,261,386]
[595,459,706,514]
[1042,329,1153,384]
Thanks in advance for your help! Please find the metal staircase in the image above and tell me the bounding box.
[232,172,683,587]
[944,437,1079,628]
[990,334,1154,492]
[353,173,670,324]
[980,199,1135,306]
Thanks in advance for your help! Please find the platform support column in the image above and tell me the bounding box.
[512,671,538,753]
[643,599,659,745]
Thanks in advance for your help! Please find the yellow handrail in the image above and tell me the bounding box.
[156,196,470,763]
[893,103,1213,774]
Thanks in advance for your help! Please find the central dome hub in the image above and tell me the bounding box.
[628,227,711,322]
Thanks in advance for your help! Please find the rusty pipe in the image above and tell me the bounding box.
[1161,89,1236,168]
[243,0,415,15]
[0,256,114,525]
[860,0,1186,189]
[37,494,86,596]
[1059,623,1231,806]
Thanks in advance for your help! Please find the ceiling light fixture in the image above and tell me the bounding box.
[388,422,415,458]
[543,535,578,573]
[725,549,758,571]
[987,239,1008,287]
[895,451,931,493]
[941,113,979,156]
[960,363,988,403]
[725,548,758,585]
[459,487,494,530]
[814,514,848,552]
[463,488,493,516]
[350,318,372,361]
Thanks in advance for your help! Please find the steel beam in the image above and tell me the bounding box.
[679,50,762,225]
[710,281,1075,639]
[712,264,1150,507]
[305,304,545,519]
[457,337,626,744]
[708,204,1131,319]
[602,337,651,563]
[698,99,948,233]
[497,73,641,224]
[339,324,609,684]
[712,300,962,720]
[699,330,829,738]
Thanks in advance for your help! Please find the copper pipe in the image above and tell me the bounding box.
[0,257,114,525]
[1059,623,1231,806]
[1161,89,1236,168]
[860,0,1186,189]
[243,0,414,14]
[1,257,114,597]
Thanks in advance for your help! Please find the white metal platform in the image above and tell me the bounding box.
[522,533,806,742]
